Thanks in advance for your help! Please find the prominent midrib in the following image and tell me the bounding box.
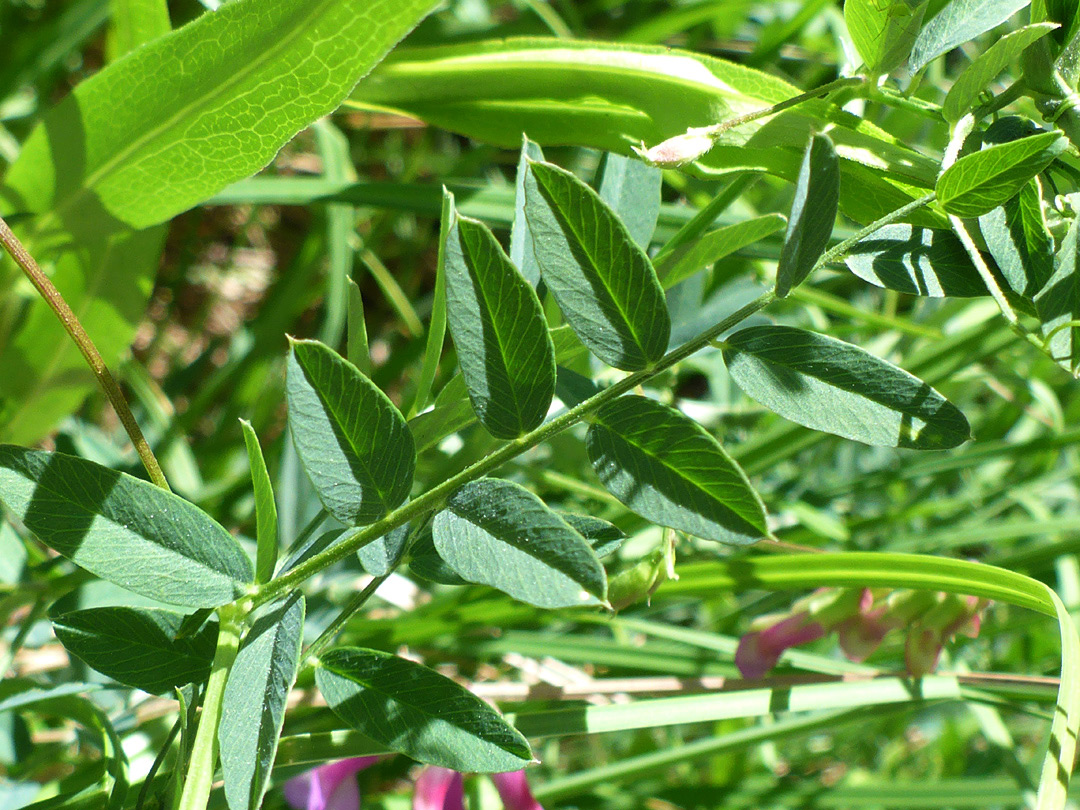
[54,0,341,221]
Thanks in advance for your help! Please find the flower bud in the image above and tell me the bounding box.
[633,129,715,167]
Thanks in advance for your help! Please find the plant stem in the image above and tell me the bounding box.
[255,291,778,605]
[176,603,243,810]
[302,573,389,665]
[810,191,937,272]
[0,215,169,490]
[701,76,866,141]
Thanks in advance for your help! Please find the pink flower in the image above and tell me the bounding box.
[836,589,894,663]
[414,767,465,810]
[491,770,544,810]
[284,757,379,810]
[735,611,825,678]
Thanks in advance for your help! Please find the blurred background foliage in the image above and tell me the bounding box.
[1,0,1077,808]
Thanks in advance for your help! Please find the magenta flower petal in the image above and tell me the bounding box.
[284,757,379,810]
[491,770,544,810]
[414,767,465,810]
[735,612,825,678]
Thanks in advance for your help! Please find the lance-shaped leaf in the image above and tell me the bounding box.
[1035,214,1080,376]
[51,607,217,695]
[979,180,1055,299]
[524,158,670,370]
[943,24,1059,123]
[316,647,533,772]
[442,198,556,438]
[910,0,1030,73]
[722,326,971,449]
[0,446,252,607]
[287,339,415,526]
[509,136,546,287]
[241,419,277,585]
[937,132,1068,218]
[220,592,305,810]
[844,224,987,297]
[586,396,767,545]
[596,152,662,248]
[656,214,787,288]
[433,479,607,608]
[774,133,839,298]
[845,0,929,75]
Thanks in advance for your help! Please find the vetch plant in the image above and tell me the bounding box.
[3,1,1080,810]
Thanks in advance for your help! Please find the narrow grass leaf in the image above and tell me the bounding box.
[220,592,305,810]
[657,214,786,288]
[596,152,663,248]
[346,277,371,375]
[586,396,767,544]
[509,137,545,286]
[524,159,670,370]
[774,133,839,298]
[943,24,1059,123]
[844,224,986,297]
[723,325,971,449]
[0,445,252,607]
[844,0,929,74]
[51,607,217,695]
[433,478,607,608]
[979,180,1055,299]
[316,646,533,772]
[443,201,556,438]
[410,190,451,416]
[286,339,415,526]
[240,420,277,585]
[1035,215,1080,376]
[910,0,1031,73]
[107,0,170,60]
[937,132,1067,218]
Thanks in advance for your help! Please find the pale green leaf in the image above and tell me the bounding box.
[433,479,607,608]
[240,419,277,585]
[910,0,1031,73]
[775,133,839,298]
[220,592,304,810]
[845,0,929,75]
[316,646,534,772]
[1034,215,1080,376]
[108,0,170,60]
[524,159,670,370]
[51,607,217,695]
[937,132,1067,218]
[979,180,1055,299]
[586,396,767,544]
[443,200,556,438]
[723,326,971,449]
[286,339,415,526]
[656,214,786,288]
[0,445,252,607]
[942,24,1059,123]
[844,224,987,297]
[596,152,662,248]
[509,137,546,287]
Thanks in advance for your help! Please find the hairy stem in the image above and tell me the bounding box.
[0,215,169,490]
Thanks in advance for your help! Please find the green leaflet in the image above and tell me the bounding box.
[774,133,839,298]
[357,523,410,577]
[723,326,971,449]
[656,214,787,289]
[315,647,534,772]
[286,339,415,526]
[909,0,1031,73]
[844,224,987,297]
[433,479,608,608]
[442,197,556,438]
[845,0,929,75]
[509,137,546,287]
[979,180,1055,299]
[0,446,253,607]
[942,24,1059,123]
[524,158,670,371]
[596,152,663,249]
[1034,214,1080,376]
[560,513,627,558]
[51,607,217,695]
[937,132,1067,218]
[219,593,304,810]
[408,525,469,586]
[586,396,767,545]
[241,419,278,585]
